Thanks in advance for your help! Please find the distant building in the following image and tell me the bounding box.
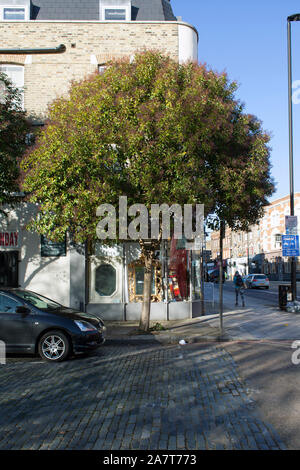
[210,193,300,281]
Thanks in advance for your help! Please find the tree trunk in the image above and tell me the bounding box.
[139,254,152,331]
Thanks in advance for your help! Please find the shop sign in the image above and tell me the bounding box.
[0,232,19,248]
[41,235,66,257]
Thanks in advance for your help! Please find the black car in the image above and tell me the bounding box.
[0,289,106,362]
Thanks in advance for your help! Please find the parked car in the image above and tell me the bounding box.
[245,274,270,289]
[0,289,106,362]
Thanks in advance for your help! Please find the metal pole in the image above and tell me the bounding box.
[219,221,225,337]
[287,19,297,301]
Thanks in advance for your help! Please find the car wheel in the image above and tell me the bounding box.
[38,330,71,362]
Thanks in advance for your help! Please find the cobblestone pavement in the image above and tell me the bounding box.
[0,342,286,450]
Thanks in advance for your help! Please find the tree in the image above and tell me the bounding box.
[0,72,29,210]
[21,51,274,330]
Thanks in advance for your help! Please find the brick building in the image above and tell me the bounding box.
[0,0,198,120]
[209,193,300,280]
[0,0,201,320]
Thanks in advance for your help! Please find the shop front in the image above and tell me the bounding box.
[86,239,203,321]
[1,204,204,321]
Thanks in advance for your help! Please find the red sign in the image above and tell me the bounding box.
[0,232,19,247]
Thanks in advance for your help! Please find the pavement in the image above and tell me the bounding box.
[105,318,224,346]
[104,281,300,345]
[1,341,287,450]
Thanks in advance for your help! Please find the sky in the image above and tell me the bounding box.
[171,0,300,202]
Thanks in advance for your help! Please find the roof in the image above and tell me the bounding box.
[31,0,177,21]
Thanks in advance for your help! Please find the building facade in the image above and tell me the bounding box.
[0,0,201,320]
[209,194,300,280]
[0,0,198,119]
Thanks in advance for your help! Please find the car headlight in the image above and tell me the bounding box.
[74,320,98,332]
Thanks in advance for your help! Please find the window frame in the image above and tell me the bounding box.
[101,5,131,21]
[0,63,25,109]
[0,5,29,21]
[95,263,117,298]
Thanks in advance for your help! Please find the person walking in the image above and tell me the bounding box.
[233,271,245,307]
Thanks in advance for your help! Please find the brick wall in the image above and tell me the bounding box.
[0,21,180,118]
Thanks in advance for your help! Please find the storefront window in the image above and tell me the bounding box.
[127,260,162,302]
[135,266,155,296]
[95,264,116,296]
[167,238,190,301]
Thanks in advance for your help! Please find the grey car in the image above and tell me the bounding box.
[246,274,270,289]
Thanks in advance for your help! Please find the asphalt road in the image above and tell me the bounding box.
[203,281,300,341]
[224,281,300,308]
[207,281,300,449]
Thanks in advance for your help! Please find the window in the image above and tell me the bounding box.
[105,8,126,20]
[100,4,131,21]
[135,266,155,296]
[0,64,24,108]
[0,5,29,21]
[275,234,282,249]
[98,64,107,75]
[95,264,117,296]
[0,294,19,314]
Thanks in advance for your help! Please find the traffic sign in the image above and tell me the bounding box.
[285,215,298,235]
[282,234,300,257]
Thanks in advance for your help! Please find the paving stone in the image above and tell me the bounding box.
[0,343,286,450]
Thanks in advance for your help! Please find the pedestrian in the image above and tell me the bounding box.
[233,271,245,307]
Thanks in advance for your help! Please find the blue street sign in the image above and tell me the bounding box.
[282,235,300,257]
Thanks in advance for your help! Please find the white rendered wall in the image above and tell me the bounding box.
[178,23,198,64]
[0,203,70,306]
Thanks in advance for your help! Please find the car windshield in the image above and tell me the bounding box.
[254,275,267,279]
[12,290,62,310]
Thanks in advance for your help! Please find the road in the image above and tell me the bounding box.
[203,281,300,450]
[205,281,300,341]
[2,282,300,450]
[0,341,285,450]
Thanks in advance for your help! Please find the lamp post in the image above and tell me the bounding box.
[287,14,300,301]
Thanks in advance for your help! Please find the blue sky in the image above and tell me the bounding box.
[172,0,300,202]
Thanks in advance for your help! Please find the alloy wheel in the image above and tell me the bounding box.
[41,335,66,361]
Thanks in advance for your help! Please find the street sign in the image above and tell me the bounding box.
[282,234,300,257]
[285,215,298,235]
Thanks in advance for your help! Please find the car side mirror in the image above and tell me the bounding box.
[16,306,31,316]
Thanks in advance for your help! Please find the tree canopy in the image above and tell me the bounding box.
[20,51,275,330]
[21,51,274,241]
[0,72,29,209]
